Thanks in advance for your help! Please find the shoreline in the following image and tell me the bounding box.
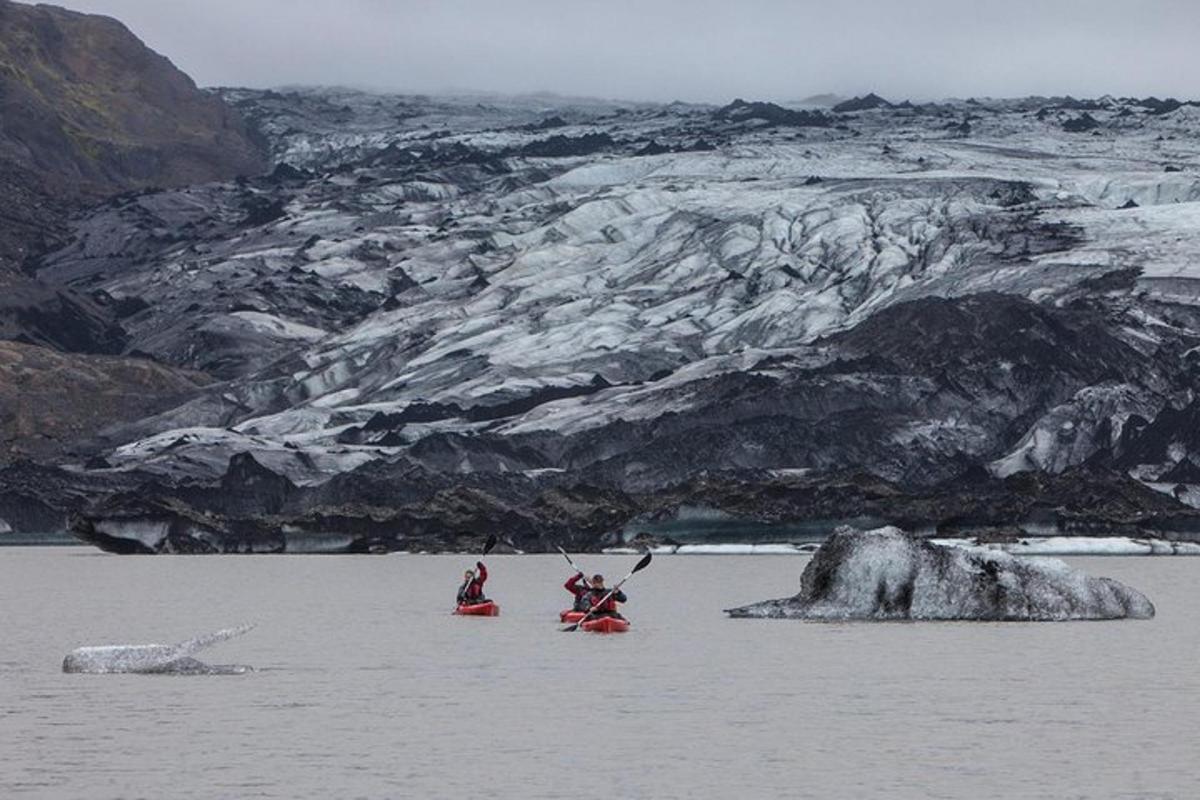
[9,536,1199,556]
[606,536,1200,556]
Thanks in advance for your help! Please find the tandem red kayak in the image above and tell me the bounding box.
[580,616,630,633]
[454,601,500,617]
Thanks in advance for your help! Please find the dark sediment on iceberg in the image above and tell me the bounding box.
[725,527,1155,621]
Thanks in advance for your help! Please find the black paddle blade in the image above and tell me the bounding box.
[631,552,653,573]
[482,534,498,555]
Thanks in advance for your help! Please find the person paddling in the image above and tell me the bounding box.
[564,571,592,612]
[566,572,627,619]
[458,561,489,606]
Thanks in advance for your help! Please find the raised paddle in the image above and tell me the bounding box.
[458,534,498,605]
[561,552,652,632]
[556,545,592,588]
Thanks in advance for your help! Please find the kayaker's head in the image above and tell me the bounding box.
[592,574,605,588]
[464,569,475,581]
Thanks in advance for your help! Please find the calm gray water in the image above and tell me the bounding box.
[2,549,1196,800]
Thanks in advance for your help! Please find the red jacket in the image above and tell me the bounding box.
[460,561,488,602]
[565,573,591,611]
[565,573,588,597]
[566,573,625,612]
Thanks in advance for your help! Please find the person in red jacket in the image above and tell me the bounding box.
[566,572,627,618]
[564,572,592,612]
[457,561,489,605]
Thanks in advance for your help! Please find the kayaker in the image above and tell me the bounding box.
[564,571,592,612]
[568,572,627,619]
[457,561,489,605]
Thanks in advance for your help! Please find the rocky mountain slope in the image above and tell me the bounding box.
[0,1,262,193]
[5,75,1200,551]
[0,340,207,462]
[0,0,265,350]
[0,0,265,465]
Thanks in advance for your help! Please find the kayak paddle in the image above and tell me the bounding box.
[556,545,592,588]
[457,533,498,606]
[561,552,652,632]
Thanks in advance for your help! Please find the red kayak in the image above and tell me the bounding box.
[581,616,630,634]
[454,601,500,617]
[560,610,586,624]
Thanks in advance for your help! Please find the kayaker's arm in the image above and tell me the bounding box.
[612,589,627,603]
[565,572,586,594]
[475,561,487,586]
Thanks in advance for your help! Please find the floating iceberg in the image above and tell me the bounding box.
[63,625,255,674]
[725,527,1155,621]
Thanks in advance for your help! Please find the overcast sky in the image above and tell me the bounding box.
[43,0,1200,102]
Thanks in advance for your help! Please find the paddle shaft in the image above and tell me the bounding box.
[556,545,592,588]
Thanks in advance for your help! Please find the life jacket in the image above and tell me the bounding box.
[587,587,626,614]
[458,562,488,604]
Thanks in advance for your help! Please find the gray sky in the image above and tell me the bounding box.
[44,0,1200,102]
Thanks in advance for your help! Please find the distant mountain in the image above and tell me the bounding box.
[713,98,830,127]
[832,93,894,113]
[0,0,264,203]
[0,0,265,460]
[0,0,266,350]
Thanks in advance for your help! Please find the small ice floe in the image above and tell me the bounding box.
[935,536,1200,556]
[63,625,255,675]
[604,543,821,555]
[726,527,1155,621]
[608,536,1200,557]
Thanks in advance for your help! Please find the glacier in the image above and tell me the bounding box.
[7,89,1200,552]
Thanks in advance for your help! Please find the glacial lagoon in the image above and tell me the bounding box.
[2,549,1197,799]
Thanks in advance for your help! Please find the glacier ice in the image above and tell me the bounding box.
[63,625,255,674]
[19,89,1200,550]
[725,527,1155,621]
